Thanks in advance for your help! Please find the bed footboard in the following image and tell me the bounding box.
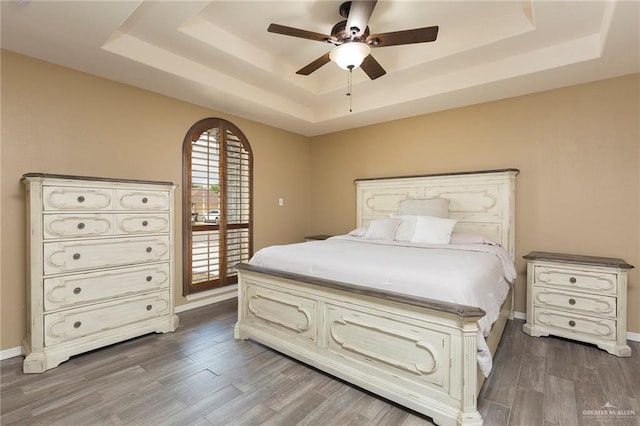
[234,264,486,426]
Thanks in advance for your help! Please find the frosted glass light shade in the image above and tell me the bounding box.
[329,42,370,70]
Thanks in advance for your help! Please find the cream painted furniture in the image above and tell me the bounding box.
[523,251,633,356]
[235,169,518,426]
[22,173,179,373]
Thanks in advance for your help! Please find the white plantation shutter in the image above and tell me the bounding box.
[183,119,252,295]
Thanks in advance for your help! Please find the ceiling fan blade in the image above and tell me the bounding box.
[367,26,439,47]
[360,54,386,80]
[296,52,332,75]
[268,23,333,43]
[346,0,378,38]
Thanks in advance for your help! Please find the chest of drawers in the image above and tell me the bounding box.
[522,251,633,356]
[22,173,179,373]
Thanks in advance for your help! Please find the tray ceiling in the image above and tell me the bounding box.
[2,1,638,136]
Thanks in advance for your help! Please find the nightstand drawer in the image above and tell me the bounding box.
[533,287,616,319]
[533,308,616,341]
[533,265,617,295]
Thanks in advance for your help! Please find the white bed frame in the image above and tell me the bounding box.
[234,169,518,426]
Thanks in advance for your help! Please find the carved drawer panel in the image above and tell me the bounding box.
[43,186,114,211]
[116,214,170,235]
[44,292,170,346]
[533,265,617,295]
[44,214,114,239]
[43,236,170,275]
[533,307,616,340]
[116,189,170,211]
[533,287,616,319]
[44,263,171,311]
[325,304,450,391]
[245,283,317,342]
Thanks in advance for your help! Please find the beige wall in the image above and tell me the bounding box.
[308,73,640,334]
[2,48,638,352]
[1,50,311,350]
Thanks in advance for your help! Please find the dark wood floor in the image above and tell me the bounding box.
[2,299,639,425]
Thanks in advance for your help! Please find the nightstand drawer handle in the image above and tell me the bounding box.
[73,287,81,295]
[146,275,152,282]
[142,197,148,204]
[77,196,85,203]
[73,253,81,260]
[146,247,152,253]
[569,298,576,305]
[569,320,576,327]
[77,222,85,230]
[74,321,82,329]
[142,220,148,227]
[569,277,577,284]
[146,305,152,311]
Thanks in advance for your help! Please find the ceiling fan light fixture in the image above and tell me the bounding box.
[329,42,370,70]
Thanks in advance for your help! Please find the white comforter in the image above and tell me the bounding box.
[249,235,516,376]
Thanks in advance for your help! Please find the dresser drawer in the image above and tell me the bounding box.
[533,265,617,295]
[43,263,171,310]
[533,287,616,319]
[44,292,171,346]
[43,186,114,211]
[43,214,114,239]
[533,307,616,341]
[116,213,170,235]
[43,235,170,275]
[116,189,170,211]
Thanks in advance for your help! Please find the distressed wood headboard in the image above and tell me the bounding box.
[355,169,519,260]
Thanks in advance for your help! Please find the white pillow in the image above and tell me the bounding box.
[390,215,418,241]
[411,216,458,244]
[364,218,402,241]
[347,227,368,238]
[398,198,449,217]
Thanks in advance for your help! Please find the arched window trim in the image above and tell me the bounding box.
[182,117,253,295]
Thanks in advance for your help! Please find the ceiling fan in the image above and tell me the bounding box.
[267,0,439,80]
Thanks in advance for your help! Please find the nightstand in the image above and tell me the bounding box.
[523,251,634,356]
[304,234,333,242]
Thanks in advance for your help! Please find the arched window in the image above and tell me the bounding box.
[182,118,253,295]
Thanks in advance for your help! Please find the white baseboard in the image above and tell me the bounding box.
[175,286,237,313]
[1,346,22,361]
[3,308,637,361]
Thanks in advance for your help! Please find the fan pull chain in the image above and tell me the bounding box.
[347,65,353,113]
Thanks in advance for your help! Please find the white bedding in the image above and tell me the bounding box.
[249,235,516,376]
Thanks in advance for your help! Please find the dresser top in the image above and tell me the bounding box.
[523,251,634,269]
[22,173,174,186]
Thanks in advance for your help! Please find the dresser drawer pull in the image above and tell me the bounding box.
[73,287,82,295]
[146,305,152,311]
[569,320,576,327]
[77,222,85,230]
[146,275,152,282]
[146,247,152,253]
[74,321,82,329]
[142,220,148,227]
[77,195,85,203]
[569,277,577,284]
[73,253,81,260]
[569,298,576,305]
[142,197,148,204]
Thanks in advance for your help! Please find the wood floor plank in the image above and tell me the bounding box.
[2,301,639,426]
[508,387,544,426]
[543,375,578,426]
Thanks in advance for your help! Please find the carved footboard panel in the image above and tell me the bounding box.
[234,264,486,426]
